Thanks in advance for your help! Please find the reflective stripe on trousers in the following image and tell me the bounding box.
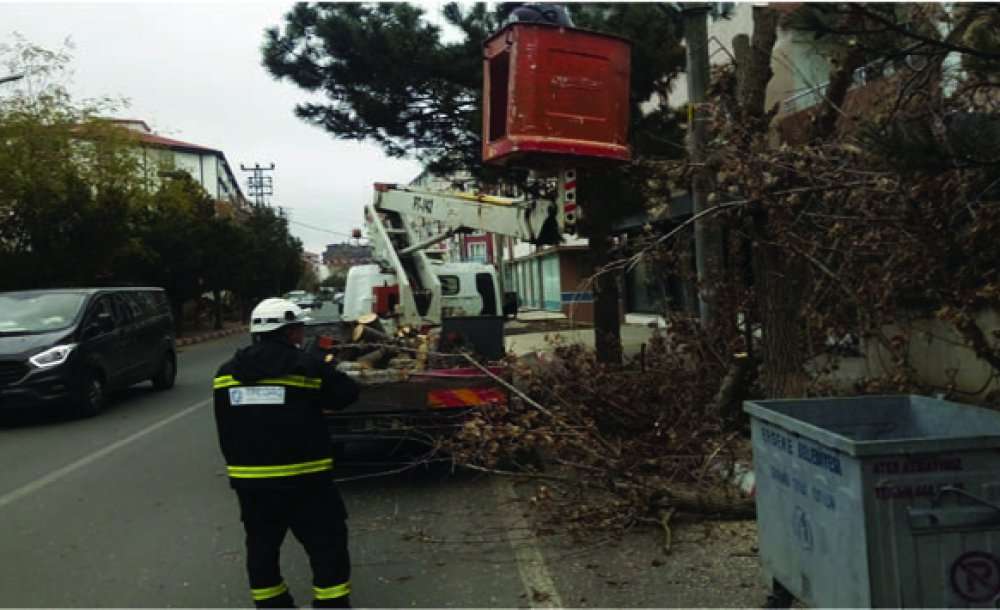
[227,458,334,479]
[251,581,288,601]
[314,581,351,600]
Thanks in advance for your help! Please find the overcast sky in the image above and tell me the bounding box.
[1,2,458,255]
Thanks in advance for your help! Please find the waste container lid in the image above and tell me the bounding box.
[744,395,1000,457]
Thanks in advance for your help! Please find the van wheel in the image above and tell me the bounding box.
[76,371,106,417]
[152,352,176,390]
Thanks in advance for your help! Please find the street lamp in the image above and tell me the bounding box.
[0,74,24,86]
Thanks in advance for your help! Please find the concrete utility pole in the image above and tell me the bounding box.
[494,233,505,297]
[682,3,721,329]
[240,163,275,207]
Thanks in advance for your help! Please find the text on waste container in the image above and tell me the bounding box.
[761,425,843,476]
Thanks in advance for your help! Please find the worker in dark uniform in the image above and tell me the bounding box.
[213,297,359,608]
[504,3,575,27]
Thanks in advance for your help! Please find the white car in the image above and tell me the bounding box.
[284,291,321,310]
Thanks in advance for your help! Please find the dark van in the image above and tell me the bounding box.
[0,288,176,416]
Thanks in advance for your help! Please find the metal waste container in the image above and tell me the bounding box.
[745,395,1000,608]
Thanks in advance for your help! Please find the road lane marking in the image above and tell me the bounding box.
[0,399,210,510]
[493,477,564,608]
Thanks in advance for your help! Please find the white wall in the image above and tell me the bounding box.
[201,154,219,199]
[173,150,203,186]
[663,5,807,116]
[807,310,1000,400]
[164,150,243,205]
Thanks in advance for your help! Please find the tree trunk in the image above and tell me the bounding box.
[213,288,223,330]
[736,7,780,121]
[754,231,810,397]
[589,222,623,365]
[735,7,812,397]
[810,47,866,142]
[172,298,185,338]
[241,296,252,325]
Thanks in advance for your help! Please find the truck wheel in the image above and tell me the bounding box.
[152,352,176,390]
[76,370,107,417]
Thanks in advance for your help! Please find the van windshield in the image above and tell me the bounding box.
[0,292,87,335]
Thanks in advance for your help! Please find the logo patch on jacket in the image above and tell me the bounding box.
[230,386,286,405]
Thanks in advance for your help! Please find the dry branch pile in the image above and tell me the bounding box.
[441,328,757,538]
[444,5,1000,537]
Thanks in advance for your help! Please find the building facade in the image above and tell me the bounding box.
[323,242,374,272]
[111,119,247,213]
[505,239,595,322]
[459,232,494,264]
[622,3,824,323]
[301,251,321,278]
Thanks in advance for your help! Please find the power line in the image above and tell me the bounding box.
[286,218,356,238]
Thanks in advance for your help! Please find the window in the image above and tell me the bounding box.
[440,275,460,296]
[476,273,497,315]
[488,50,510,142]
[148,291,169,314]
[0,292,86,334]
[111,294,135,325]
[133,291,156,316]
[121,292,147,318]
[468,242,487,262]
[85,296,117,334]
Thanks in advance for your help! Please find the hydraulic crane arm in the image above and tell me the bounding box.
[358,170,579,328]
[373,169,578,245]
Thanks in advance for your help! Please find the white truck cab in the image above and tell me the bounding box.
[341,262,501,324]
[433,261,501,319]
[341,264,396,322]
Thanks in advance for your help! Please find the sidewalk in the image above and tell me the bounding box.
[175,322,247,347]
[514,309,569,322]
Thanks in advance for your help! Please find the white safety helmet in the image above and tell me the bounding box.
[249,298,309,334]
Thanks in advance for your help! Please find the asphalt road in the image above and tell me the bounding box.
[0,322,768,608]
[0,333,535,608]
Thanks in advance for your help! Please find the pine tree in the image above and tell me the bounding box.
[262,2,688,362]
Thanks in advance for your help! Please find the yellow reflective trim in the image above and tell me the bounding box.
[214,374,321,390]
[227,458,332,473]
[313,581,351,600]
[213,375,240,389]
[443,190,514,206]
[257,375,322,389]
[251,582,288,601]
[227,458,333,479]
[227,463,331,478]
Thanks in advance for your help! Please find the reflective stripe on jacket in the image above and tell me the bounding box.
[212,338,359,490]
[213,374,322,390]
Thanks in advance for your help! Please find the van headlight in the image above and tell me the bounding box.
[29,344,77,369]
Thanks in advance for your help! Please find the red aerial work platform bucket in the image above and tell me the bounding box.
[482,22,632,168]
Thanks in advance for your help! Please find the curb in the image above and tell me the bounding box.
[176,325,248,348]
